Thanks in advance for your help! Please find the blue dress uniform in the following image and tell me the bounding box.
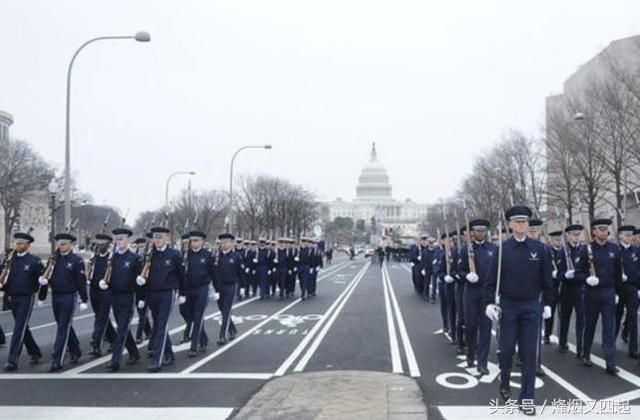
[421,243,437,302]
[141,227,182,371]
[247,243,258,296]
[286,241,299,298]
[409,239,426,294]
[544,232,564,344]
[298,240,312,300]
[104,228,143,371]
[88,234,117,356]
[268,242,278,296]
[134,237,152,343]
[557,225,586,357]
[309,243,323,296]
[214,233,242,344]
[1,232,44,371]
[178,234,194,344]
[275,242,288,299]
[458,219,496,373]
[234,240,246,300]
[578,219,622,373]
[256,240,272,299]
[485,206,553,407]
[180,231,216,356]
[454,229,468,353]
[615,225,639,358]
[438,233,458,338]
[39,233,89,371]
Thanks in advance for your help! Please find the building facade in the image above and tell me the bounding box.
[327,143,428,240]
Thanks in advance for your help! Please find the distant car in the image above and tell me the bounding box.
[364,248,374,257]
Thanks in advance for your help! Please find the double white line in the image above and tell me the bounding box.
[274,261,371,375]
[382,263,420,377]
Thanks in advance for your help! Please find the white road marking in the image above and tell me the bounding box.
[180,261,358,374]
[384,263,421,377]
[382,262,403,374]
[0,406,234,420]
[605,389,640,402]
[274,262,370,376]
[61,261,352,375]
[293,262,371,372]
[4,312,95,338]
[0,372,271,380]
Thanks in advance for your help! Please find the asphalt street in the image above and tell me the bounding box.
[1,255,640,419]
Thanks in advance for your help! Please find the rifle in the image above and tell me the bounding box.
[578,199,596,277]
[88,212,111,281]
[462,199,476,274]
[554,206,574,271]
[495,210,504,305]
[441,203,451,276]
[0,227,35,286]
[104,215,128,286]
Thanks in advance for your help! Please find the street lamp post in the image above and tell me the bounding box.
[227,145,272,233]
[64,31,151,227]
[165,171,196,208]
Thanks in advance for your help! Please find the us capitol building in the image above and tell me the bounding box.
[327,143,428,238]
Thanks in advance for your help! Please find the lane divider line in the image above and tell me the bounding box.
[382,262,403,374]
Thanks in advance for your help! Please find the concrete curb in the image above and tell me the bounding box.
[232,370,427,420]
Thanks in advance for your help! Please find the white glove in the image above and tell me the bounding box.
[622,274,628,282]
[543,305,552,319]
[38,276,48,286]
[136,275,146,286]
[98,279,108,290]
[552,270,557,279]
[253,258,258,264]
[178,295,187,305]
[213,292,220,300]
[417,256,422,261]
[485,304,501,322]
[315,267,319,272]
[421,269,426,276]
[410,262,415,267]
[245,268,250,273]
[267,270,271,275]
[565,270,575,279]
[37,300,44,307]
[293,267,297,272]
[288,270,292,275]
[274,259,279,264]
[615,295,620,305]
[466,272,479,283]
[444,275,455,284]
[137,300,145,309]
[586,276,599,287]
[78,302,88,311]
[309,268,313,274]
[294,257,299,262]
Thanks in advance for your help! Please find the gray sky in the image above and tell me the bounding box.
[2,0,640,220]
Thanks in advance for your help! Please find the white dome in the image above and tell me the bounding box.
[355,143,393,202]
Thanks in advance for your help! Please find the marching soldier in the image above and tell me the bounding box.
[458,219,496,375]
[38,232,89,372]
[1,232,44,371]
[178,233,194,344]
[101,228,142,371]
[437,232,457,338]
[255,239,272,299]
[557,224,586,357]
[214,233,241,345]
[275,239,288,299]
[286,239,299,298]
[576,218,622,374]
[268,240,278,296]
[544,230,564,344]
[234,238,246,300]
[180,230,216,357]
[409,236,426,294]
[424,236,438,303]
[136,226,181,373]
[485,205,553,415]
[298,238,312,300]
[88,233,117,357]
[615,225,639,359]
[309,240,322,297]
[454,227,468,354]
[527,218,549,377]
[247,240,258,297]
[133,236,152,343]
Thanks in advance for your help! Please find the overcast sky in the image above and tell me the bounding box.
[2,1,640,220]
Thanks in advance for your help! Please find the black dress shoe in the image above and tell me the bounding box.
[228,332,236,341]
[583,358,593,367]
[606,366,620,375]
[628,353,639,360]
[30,355,42,365]
[89,348,102,358]
[70,354,81,364]
[146,365,161,373]
[49,363,63,372]
[217,338,228,346]
[162,354,175,366]
[146,350,154,358]
[188,349,198,358]
[198,345,207,354]
[499,385,511,402]
[466,358,475,368]
[536,367,546,377]
[3,362,17,372]
[105,362,120,372]
[126,354,140,365]
[543,336,551,345]
[456,347,466,355]
[478,366,489,375]
[558,345,568,353]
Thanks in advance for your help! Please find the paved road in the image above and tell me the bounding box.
[1,256,639,419]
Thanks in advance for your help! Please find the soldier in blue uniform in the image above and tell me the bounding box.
[255,239,272,299]
[557,224,586,357]
[234,238,246,300]
[88,233,117,357]
[458,219,496,375]
[442,231,458,341]
[1,232,44,371]
[527,218,549,377]
[214,233,242,345]
[485,205,553,415]
[309,240,323,297]
[100,228,142,371]
[274,239,288,299]
[133,236,152,343]
[286,239,299,298]
[423,236,438,303]
[180,230,216,357]
[178,233,194,344]
[575,218,622,374]
[454,227,468,354]
[409,236,427,294]
[136,226,182,372]
[615,225,639,359]
[436,232,456,337]
[544,230,564,345]
[38,232,89,372]
[298,238,312,300]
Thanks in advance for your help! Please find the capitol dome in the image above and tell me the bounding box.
[355,142,393,202]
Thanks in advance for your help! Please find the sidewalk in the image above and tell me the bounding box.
[232,370,428,420]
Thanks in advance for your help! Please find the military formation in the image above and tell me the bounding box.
[0,223,325,373]
[409,204,639,416]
